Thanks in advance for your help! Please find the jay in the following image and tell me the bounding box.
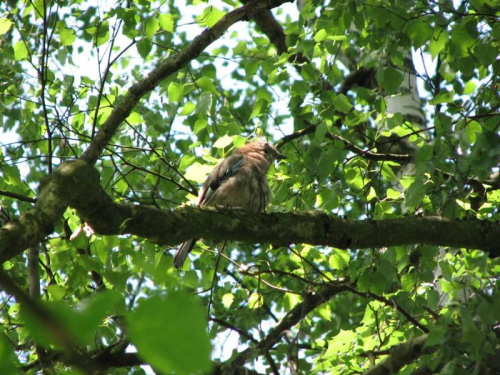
[173,140,286,269]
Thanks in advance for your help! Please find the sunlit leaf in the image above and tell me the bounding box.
[184,162,213,183]
[222,293,234,308]
[198,6,226,27]
[168,82,184,103]
[13,41,28,60]
[159,13,174,33]
[59,28,75,46]
[328,248,350,270]
[145,17,159,39]
[213,135,233,148]
[248,292,263,309]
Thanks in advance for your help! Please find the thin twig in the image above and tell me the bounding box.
[0,189,36,204]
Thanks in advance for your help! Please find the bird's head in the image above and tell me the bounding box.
[240,140,286,162]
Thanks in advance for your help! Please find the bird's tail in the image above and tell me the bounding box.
[173,239,196,269]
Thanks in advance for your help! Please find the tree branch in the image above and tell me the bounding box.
[277,122,413,163]
[326,133,413,163]
[361,334,431,375]
[1,160,499,263]
[348,286,429,333]
[0,189,36,203]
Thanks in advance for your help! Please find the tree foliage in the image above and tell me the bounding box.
[0,0,499,373]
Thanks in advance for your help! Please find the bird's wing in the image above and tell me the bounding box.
[197,154,244,206]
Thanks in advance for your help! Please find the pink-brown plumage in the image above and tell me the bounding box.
[173,140,285,269]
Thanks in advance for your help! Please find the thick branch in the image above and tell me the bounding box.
[57,164,500,255]
[1,160,499,263]
[0,160,94,262]
[362,334,430,375]
[80,0,293,165]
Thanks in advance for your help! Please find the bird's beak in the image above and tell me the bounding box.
[276,151,287,160]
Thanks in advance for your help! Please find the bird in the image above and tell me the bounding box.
[173,140,286,269]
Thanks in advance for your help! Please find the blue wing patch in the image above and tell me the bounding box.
[209,158,244,192]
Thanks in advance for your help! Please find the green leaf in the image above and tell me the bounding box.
[325,330,357,356]
[196,93,212,115]
[126,111,144,125]
[426,289,440,309]
[145,17,159,39]
[463,81,476,95]
[136,38,152,58]
[93,21,110,46]
[244,60,259,76]
[250,98,268,118]
[198,6,226,27]
[401,273,416,291]
[333,94,353,114]
[184,162,213,183]
[376,66,403,94]
[0,17,13,35]
[222,293,234,308]
[21,293,123,348]
[78,291,125,325]
[429,90,455,105]
[426,326,447,346]
[47,285,65,301]
[59,28,75,46]
[369,272,386,294]
[406,20,433,48]
[2,165,21,186]
[213,135,233,148]
[180,102,196,115]
[284,293,303,310]
[328,248,350,270]
[345,167,366,190]
[196,77,219,95]
[127,293,211,374]
[248,292,263,309]
[193,117,208,133]
[405,175,425,208]
[429,30,448,60]
[357,271,371,292]
[14,41,28,60]
[0,334,17,373]
[159,13,174,33]
[473,43,498,66]
[380,163,399,182]
[439,260,453,281]
[466,120,482,143]
[386,188,401,199]
[366,186,377,201]
[314,29,327,42]
[167,82,184,103]
[327,35,347,41]
[314,122,327,141]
